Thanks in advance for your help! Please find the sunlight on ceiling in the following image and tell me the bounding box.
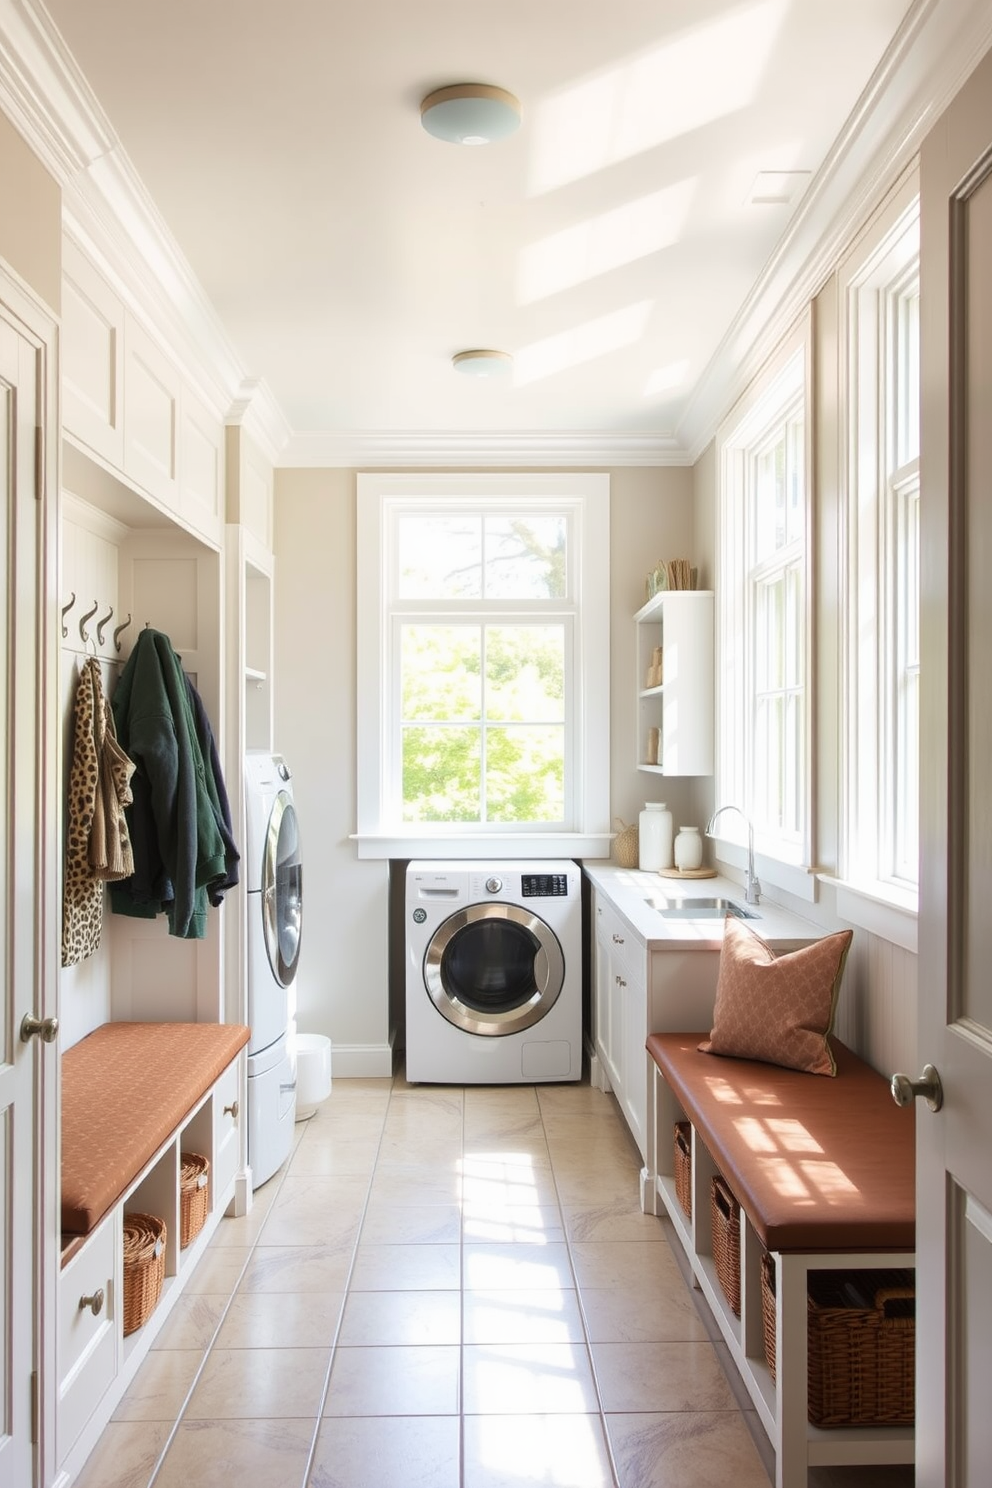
[643,359,690,398]
[514,301,653,385]
[517,179,697,304]
[529,0,788,194]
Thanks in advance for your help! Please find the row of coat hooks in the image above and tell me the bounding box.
[61,593,133,653]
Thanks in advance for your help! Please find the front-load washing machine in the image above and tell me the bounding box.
[245,751,303,1184]
[405,860,582,1084]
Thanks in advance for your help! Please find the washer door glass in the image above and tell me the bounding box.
[262,791,302,987]
[424,903,564,1036]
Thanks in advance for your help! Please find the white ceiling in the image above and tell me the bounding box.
[15,1,988,462]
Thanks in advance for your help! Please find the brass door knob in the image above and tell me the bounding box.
[891,1064,943,1112]
[78,1288,105,1317]
[20,1013,59,1044]
[223,1100,239,1119]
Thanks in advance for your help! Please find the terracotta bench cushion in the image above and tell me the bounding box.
[61,1021,250,1236]
[646,1032,915,1253]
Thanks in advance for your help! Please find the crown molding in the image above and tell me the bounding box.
[279,428,690,469]
[226,378,294,469]
[677,0,992,462]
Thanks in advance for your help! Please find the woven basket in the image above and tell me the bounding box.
[710,1174,741,1316]
[612,819,639,868]
[122,1212,166,1335]
[179,1152,210,1248]
[673,1121,692,1219]
[760,1252,915,1426]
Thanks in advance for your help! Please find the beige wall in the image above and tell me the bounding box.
[0,110,60,312]
[689,270,918,1080]
[273,464,705,1062]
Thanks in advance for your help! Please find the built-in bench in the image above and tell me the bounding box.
[58,1020,250,1479]
[645,1031,915,1488]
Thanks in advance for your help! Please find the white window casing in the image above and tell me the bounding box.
[356,472,611,859]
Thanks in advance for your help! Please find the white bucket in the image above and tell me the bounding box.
[293,1032,332,1119]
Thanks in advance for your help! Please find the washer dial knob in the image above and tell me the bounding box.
[485,876,503,894]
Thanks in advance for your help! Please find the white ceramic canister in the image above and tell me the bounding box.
[638,802,674,871]
[673,825,703,872]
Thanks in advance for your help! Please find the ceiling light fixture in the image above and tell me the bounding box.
[452,349,514,378]
[421,84,521,145]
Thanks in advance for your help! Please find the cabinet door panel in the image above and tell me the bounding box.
[180,391,223,545]
[123,316,179,509]
[62,240,125,467]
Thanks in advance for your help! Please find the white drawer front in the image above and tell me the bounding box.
[58,1216,118,1459]
[212,1059,242,1199]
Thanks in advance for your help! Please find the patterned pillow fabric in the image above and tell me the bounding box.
[698,916,854,1076]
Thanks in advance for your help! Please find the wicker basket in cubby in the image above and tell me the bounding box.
[673,1121,692,1219]
[710,1173,741,1316]
[179,1151,210,1248]
[760,1251,915,1426]
[122,1212,166,1335]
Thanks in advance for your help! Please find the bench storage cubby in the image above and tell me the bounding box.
[57,1021,250,1477]
[645,1031,916,1488]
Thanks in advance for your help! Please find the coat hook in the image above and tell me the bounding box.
[61,592,76,639]
[112,613,132,653]
[78,599,99,645]
[96,606,114,647]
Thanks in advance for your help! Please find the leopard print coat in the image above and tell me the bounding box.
[62,657,136,968]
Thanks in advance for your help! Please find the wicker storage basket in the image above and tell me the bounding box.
[710,1173,741,1316]
[122,1212,166,1335]
[673,1121,692,1219]
[612,819,639,868]
[179,1152,210,1248]
[760,1252,915,1426]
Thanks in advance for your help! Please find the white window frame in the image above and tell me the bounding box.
[355,472,611,859]
[831,169,920,951]
[715,312,814,899]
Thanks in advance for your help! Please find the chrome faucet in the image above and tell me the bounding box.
[705,804,761,906]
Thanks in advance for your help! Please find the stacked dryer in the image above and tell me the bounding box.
[244,751,303,1185]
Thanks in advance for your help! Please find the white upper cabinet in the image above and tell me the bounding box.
[635,590,714,777]
[61,241,224,549]
[62,237,125,470]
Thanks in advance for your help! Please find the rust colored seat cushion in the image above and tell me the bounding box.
[647,1032,915,1253]
[698,916,853,1076]
[61,1021,250,1236]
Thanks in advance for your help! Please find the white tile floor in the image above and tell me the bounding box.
[73,1066,915,1488]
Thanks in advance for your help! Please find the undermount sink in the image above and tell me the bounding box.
[643,895,760,920]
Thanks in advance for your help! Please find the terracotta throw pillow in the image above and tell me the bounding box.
[698,916,853,1076]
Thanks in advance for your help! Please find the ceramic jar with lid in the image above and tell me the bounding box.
[638,802,674,871]
[673,825,703,872]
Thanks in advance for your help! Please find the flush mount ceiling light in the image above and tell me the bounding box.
[421,84,521,145]
[452,349,514,378]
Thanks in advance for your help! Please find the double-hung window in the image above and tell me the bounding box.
[716,317,812,890]
[356,473,610,857]
[838,173,920,927]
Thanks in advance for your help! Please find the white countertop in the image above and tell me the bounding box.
[582,861,825,950]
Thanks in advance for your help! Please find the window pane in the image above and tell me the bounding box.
[753,437,784,562]
[786,412,804,546]
[486,726,565,822]
[401,625,480,720]
[896,287,920,466]
[397,515,481,598]
[484,516,567,599]
[485,626,565,722]
[402,726,481,822]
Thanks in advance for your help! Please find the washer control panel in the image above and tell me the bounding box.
[521,873,569,898]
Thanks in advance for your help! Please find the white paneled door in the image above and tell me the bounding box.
[918,42,992,1488]
[0,283,58,1488]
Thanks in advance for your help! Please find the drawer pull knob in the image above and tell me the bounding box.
[612,932,624,945]
[223,1100,239,1119]
[79,1288,105,1317]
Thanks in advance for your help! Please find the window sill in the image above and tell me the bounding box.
[352,831,613,861]
[818,875,918,954]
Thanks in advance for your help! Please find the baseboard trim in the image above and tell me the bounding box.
[329,1042,395,1079]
